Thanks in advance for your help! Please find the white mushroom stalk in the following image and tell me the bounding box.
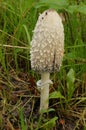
[30,9,64,112]
[37,72,53,111]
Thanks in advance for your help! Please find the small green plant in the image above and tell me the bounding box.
[19,108,27,130]
[40,116,58,130]
[36,108,58,130]
[67,68,75,102]
[50,91,65,99]
[84,124,86,130]
[49,68,75,104]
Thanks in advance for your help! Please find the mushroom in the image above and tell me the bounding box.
[30,9,64,112]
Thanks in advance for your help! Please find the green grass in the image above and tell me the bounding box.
[0,0,86,129]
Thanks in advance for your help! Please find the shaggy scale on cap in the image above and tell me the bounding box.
[30,9,64,73]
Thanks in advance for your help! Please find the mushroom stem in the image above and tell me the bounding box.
[37,72,53,112]
[40,72,50,111]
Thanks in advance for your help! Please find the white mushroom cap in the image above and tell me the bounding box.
[30,9,64,73]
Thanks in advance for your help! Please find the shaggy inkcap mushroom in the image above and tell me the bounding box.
[30,9,64,73]
[30,9,64,112]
